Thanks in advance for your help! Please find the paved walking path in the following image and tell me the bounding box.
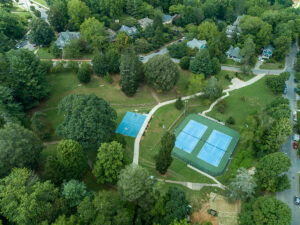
[157,179,224,191]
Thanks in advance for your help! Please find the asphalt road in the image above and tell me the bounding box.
[18,0,48,22]
[276,42,300,225]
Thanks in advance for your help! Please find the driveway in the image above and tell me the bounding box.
[276,42,300,225]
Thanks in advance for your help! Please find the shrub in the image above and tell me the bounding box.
[50,42,62,58]
[104,73,113,84]
[66,61,79,73]
[31,112,54,140]
[179,56,190,70]
[226,116,235,125]
[77,63,91,83]
[217,100,227,113]
[266,72,290,94]
[51,61,65,73]
[175,97,184,110]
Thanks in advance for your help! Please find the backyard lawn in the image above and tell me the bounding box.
[259,60,285,70]
[221,58,241,68]
[37,48,55,59]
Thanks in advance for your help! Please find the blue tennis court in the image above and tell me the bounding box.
[175,132,199,153]
[206,130,232,151]
[182,120,208,139]
[116,112,147,138]
[197,143,225,167]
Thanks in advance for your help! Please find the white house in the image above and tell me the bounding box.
[261,45,274,60]
[226,15,243,38]
[226,45,242,63]
[138,17,153,29]
[186,38,207,51]
[119,25,139,37]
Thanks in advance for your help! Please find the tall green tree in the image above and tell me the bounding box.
[0,168,62,225]
[48,0,69,32]
[118,165,152,202]
[56,140,87,180]
[240,37,256,65]
[2,49,49,108]
[0,9,26,40]
[31,112,54,140]
[77,62,91,83]
[119,48,143,96]
[29,18,54,46]
[255,152,291,192]
[145,55,179,91]
[155,132,175,174]
[93,141,124,184]
[92,49,120,76]
[0,123,43,177]
[67,0,90,29]
[57,94,117,149]
[189,49,213,77]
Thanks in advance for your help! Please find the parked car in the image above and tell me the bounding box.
[283,87,287,94]
[294,87,297,93]
[294,196,300,205]
[139,56,144,60]
[154,49,160,53]
[294,78,297,83]
[293,134,299,141]
[293,141,298,150]
[293,111,297,121]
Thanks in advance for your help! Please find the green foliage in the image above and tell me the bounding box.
[179,56,190,70]
[56,140,87,180]
[265,97,290,120]
[197,21,218,41]
[169,219,190,225]
[239,197,291,225]
[104,73,113,83]
[77,63,91,83]
[92,49,120,76]
[226,116,235,125]
[188,73,205,93]
[190,49,213,77]
[48,0,69,32]
[0,123,43,177]
[266,72,290,94]
[175,97,184,110]
[240,37,256,65]
[0,168,60,225]
[50,42,62,58]
[63,39,82,59]
[295,57,300,72]
[155,132,176,174]
[42,156,65,185]
[119,48,143,96]
[3,49,49,108]
[167,41,188,59]
[52,215,79,225]
[255,152,291,193]
[204,77,223,100]
[145,55,179,91]
[118,165,152,202]
[67,0,90,29]
[211,57,221,74]
[61,179,91,208]
[31,112,54,140]
[216,100,227,113]
[30,18,54,46]
[0,9,26,40]
[93,141,124,184]
[57,94,117,149]
[66,61,79,73]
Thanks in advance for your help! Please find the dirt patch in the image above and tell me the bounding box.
[192,193,240,225]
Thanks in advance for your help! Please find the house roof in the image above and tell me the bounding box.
[138,17,153,29]
[226,45,241,58]
[262,45,274,57]
[55,31,80,49]
[233,15,244,26]
[119,25,139,36]
[187,38,207,50]
[106,28,117,42]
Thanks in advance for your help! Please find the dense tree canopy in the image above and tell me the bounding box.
[145,55,179,91]
[67,0,90,29]
[47,0,69,32]
[0,123,43,177]
[29,18,54,46]
[190,49,214,77]
[57,94,117,149]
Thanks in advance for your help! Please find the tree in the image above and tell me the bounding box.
[179,56,190,70]
[169,219,190,225]
[2,49,49,108]
[57,94,117,149]
[48,0,69,32]
[63,39,82,59]
[145,55,179,91]
[80,17,107,51]
[190,49,213,77]
[0,123,43,177]
[175,97,184,110]
[204,77,223,100]
[155,132,175,174]
[118,165,152,202]
[211,57,221,74]
[93,141,124,184]
[29,18,54,46]
[197,21,218,41]
[255,152,291,193]
[52,215,79,225]
[265,97,290,120]
[77,62,91,83]
[31,112,54,140]
[42,156,65,185]
[239,197,291,225]
[167,41,188,59]
[56,140,87,180]
[240,37,256,65]
[0,9,26,40]
[0,168,61,225]
[61,179,91,208]
[266,72,290,94]
[50,42,62,58]
[188,73,205,93]
[226,168,256,202]
[119,48,143,96]
[92,49,120,76]
[67,0,90,29]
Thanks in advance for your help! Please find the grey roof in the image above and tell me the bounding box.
[163,14,173,23]
[55,31,80,49]
[233,15,244,26]
[226,45,241,58]
[106,28,117,42]
[138,17,153,29]
[187,38,207,50]
[119,25,139,36]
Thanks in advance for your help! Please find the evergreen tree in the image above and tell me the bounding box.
[189,49,213,77]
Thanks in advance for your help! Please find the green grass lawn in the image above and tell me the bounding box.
[260,60,285,70]
[221,58,241,68]
[37,48,55,59]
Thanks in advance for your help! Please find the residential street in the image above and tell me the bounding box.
[18,0,48,22]
[277,42,300,225]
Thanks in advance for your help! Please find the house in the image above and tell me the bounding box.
[138,17,153,29]
[106,28,117,42]
[226,45,242,62]
[186,38,207,51]
[55,31,80,49]
[260,45,274,60]
[119,25,139,37]
[162,14,178,24]
[226,15,243,38]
